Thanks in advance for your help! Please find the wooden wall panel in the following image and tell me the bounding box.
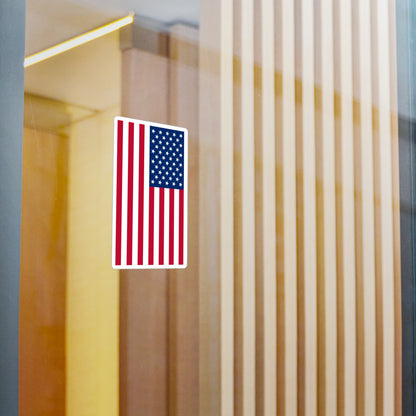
[254,0,277,415]
[20,127,68,416]
[233,0,256,414]
[371,0,396,414]
[199,0,234,414]
[333,1,357,414]
[314,1,337,415]
[352,1,378,415]
[66,108,120,416]
[352,1,377,415]
[168,24,199,416]
[275,1,298,415]
[120,48,169,416]
[388,1,402,414]
[295,0,317,414]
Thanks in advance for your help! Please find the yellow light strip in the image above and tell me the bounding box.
[24,14,134,68]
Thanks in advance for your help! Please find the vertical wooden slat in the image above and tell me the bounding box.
[371,0,395,414]
[352,0,377,415]
[120,48,169,416]
[314,0,337,414]
[275,1,297,415]
[295,0,317,413]
[234,0,256,414]
[254,0,277,414]
[354,0,377,411]
[388,1,402,415]
[199,0,234,413]
[333,0,356,415]
[168,24,199,416]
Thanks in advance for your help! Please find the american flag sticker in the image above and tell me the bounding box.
[112,117,188,269]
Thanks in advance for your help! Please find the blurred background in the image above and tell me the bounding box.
[18,0,412,415]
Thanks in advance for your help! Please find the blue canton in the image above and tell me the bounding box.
[149,126,185,190]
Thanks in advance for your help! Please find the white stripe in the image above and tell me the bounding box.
[183,131,188,266]
[112,119,118,267]
[121,120,129,266]
[164,188,170,265]
[132,121,139,266]
[174,188,179,265]
[142,123,150,266]
[153,187,159,265]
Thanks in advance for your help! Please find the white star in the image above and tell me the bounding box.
[155,175,158,179]
[152,150,155,153]
[180,183,182,186]
[173,172,175,175]
[166,182,169,185]
[151,180,154,184]
[159,130,162,134]
[159,181,162,184]
[151,159,154,163]
[152,129,155,133]
[156,135,158,138]
[155,145,158,148]
[166,132,169,135]
[179,163,182,167]
[155,156,158,159]
[180,134,182,138]
[151,170,154,173]
[173,133,176,136]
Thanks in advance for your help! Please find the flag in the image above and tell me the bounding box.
[112,117,188,269]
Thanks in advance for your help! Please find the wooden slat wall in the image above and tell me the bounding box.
[198,0,402,415]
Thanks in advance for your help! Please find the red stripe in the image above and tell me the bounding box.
[115,120,123,266]
[126,122,134,265]
[159,188,165,264]
[138,124,145,265]
[148,187,155,265]
[179,189,184,265]
[169,189,175,265]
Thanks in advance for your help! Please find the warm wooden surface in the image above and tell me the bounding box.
[168,24,200,416]
[198,0,401,415]
[120,48,169,416]
[20,127,68,416]
[66,108,120,416]
[199,0,234,414]
[315,1,337,415]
